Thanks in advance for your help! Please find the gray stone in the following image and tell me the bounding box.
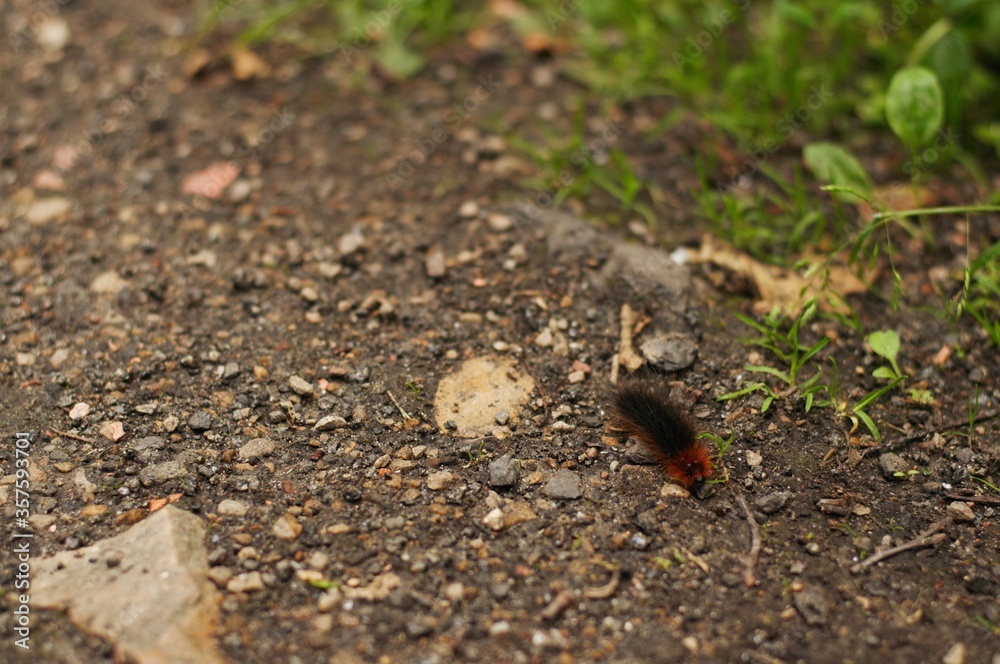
[535,207,608,264]
[426,471,457,491]
[625,443,659,465]
[238,438,275,461]
[793,587,829,625]
[954,448,974,464]
[350,366,370,383]
[425,248,446,278]
[599,242,692,300]
[755,492,791,515]
[544,469,581,500]
[139,460,189,486]
[217,499,249,517]
[878,453,909,479]
[133,436,166,452]
[28,514,57,530]
[489,455,520,488]
[288,375,314,396]
[947,501,975,523]
[188,411,214,432]
[314,415,348,431]
[31,506,223,663]
[227,571,265,593]
[638,331,697,371]
[633,509,659,535]
[969,366,987,384]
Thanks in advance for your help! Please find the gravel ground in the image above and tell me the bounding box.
[1,2,998,663]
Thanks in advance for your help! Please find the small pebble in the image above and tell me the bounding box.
[314,415,348,431]
[878,453,909,479]
[188,411,214,432]
[489,455,519,488]
[946,501,975,523]
[487,213,513,232]
[459,200,480,218]
[288,375,314,396]
[426,471,457,490]
[544,469,581,500]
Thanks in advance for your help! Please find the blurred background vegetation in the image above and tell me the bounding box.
[202,0,1000,343]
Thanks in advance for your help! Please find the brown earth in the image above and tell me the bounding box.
[1,2,998,663]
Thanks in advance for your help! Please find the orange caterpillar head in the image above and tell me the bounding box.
[663,444,713,489]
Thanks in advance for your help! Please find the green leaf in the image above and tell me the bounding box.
[717,382,768,401]
[804,143,873,202]
[919,28,970,129]
[853,409,881,440]
[908,388,935,405]
[745,365,792,385]
[776,2,816,28]
[799,337,831,366]
[885,67,944,150]
[872,366,897,380]
[854,375,906,411]
[867,330,901,376]
[374,39,426,80]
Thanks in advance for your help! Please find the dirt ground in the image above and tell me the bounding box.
[1,2,998,663]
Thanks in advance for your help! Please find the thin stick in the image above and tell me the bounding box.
[49,428,97,445]
[617,304,643,373]
[682,547,711,575]
[944,493,1000,507]
[885,409,998,451]
[385,390,411,420]
[583,568,621,600]
[850,518,951,574]
[732,487,761,587]
[538,590,576,621]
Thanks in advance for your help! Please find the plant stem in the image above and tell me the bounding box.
[870,205,1000,222]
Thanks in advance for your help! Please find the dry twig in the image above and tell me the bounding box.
[617,304,643,375]
[944,492,1000,507]
[385,390,411,421]
[885,409,998,451]
[49,428,97,445]
[850,518,951,574]
[538,590,576,621]
[583,568,621,600]
[732,487,761,587]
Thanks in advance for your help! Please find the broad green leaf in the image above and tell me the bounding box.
[872,366,897,380]
[919,28,970,129]
[375,40,426,80]
[867,330,901,375]
[804,143,873,202]
[885,68,944,150]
